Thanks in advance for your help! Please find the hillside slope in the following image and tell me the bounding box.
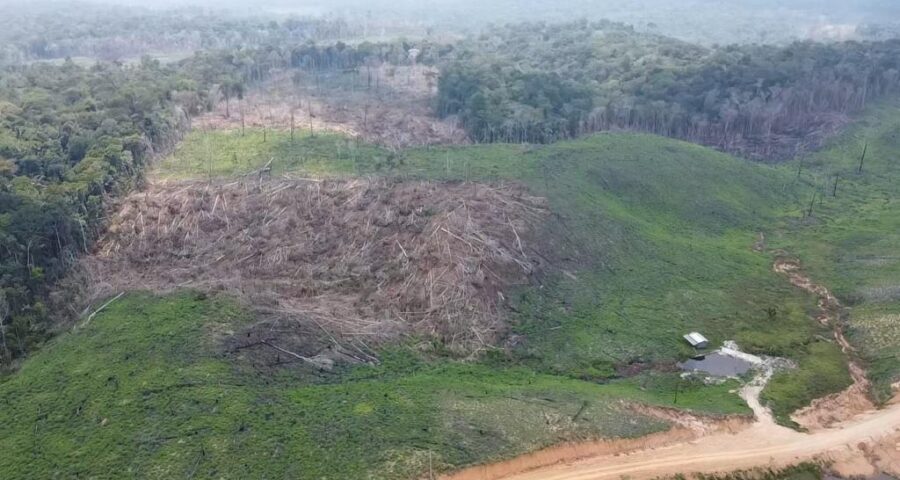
[768,99,900,405]
[159,128,836,379]
[0,292,742,479]
[5,115,897,477]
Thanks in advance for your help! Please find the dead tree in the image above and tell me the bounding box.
[223,89,231,119]
[308,99,314,137]
[240,99,245,136]
[820,178,826,206]
[806,190,817,217]
[858,142,868,174]
[363,104,369,132]
[0,291,9,360]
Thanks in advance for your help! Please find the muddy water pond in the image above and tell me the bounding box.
[678,353,753,377]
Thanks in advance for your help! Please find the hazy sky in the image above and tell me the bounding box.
[2,0,896,15]
[2,0,898,47]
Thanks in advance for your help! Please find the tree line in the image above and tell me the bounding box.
[436,21,900,159]
[0,38,438,363]
[0,58,198,361]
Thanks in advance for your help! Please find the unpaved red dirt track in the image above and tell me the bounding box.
[444,399,900,480]
[516,404,900,480]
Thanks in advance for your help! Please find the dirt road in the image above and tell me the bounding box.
[443,392,900,480]
[491,402,900,480]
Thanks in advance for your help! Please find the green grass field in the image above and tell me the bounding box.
[155,130,385,180]
[768,100,900,402]
[400,135,856,421]
[3,100,897,478]
[0,292,746,479]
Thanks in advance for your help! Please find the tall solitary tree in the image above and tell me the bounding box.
[0,290,9,360]
[220,78,245,119]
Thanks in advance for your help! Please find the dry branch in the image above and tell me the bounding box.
[76,292,125,331]
[80,177,548,354]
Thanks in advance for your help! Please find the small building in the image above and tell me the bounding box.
[683,332,709,349]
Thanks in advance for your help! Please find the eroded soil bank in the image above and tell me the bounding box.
[774,258,877,431]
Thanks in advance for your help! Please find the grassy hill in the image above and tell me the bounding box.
[0,292,744,479]
[4,99,900,477]
[159,129,837,375]
[767,100,900,404]
[162,111,899,405]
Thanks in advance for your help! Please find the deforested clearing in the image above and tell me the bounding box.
[80,177,548,355]
[193,68,469,149]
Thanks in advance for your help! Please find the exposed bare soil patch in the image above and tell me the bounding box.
[627,403,752,435]
[194,67,468,148]
[438,365,900,480]
[75,177,548,361]
[441,395,900,480]
[439,424,704,480]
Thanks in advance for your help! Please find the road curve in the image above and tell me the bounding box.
[496,401,900,480]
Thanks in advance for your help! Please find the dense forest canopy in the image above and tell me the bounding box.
[0,59,197,359]
[436,21,900,159]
